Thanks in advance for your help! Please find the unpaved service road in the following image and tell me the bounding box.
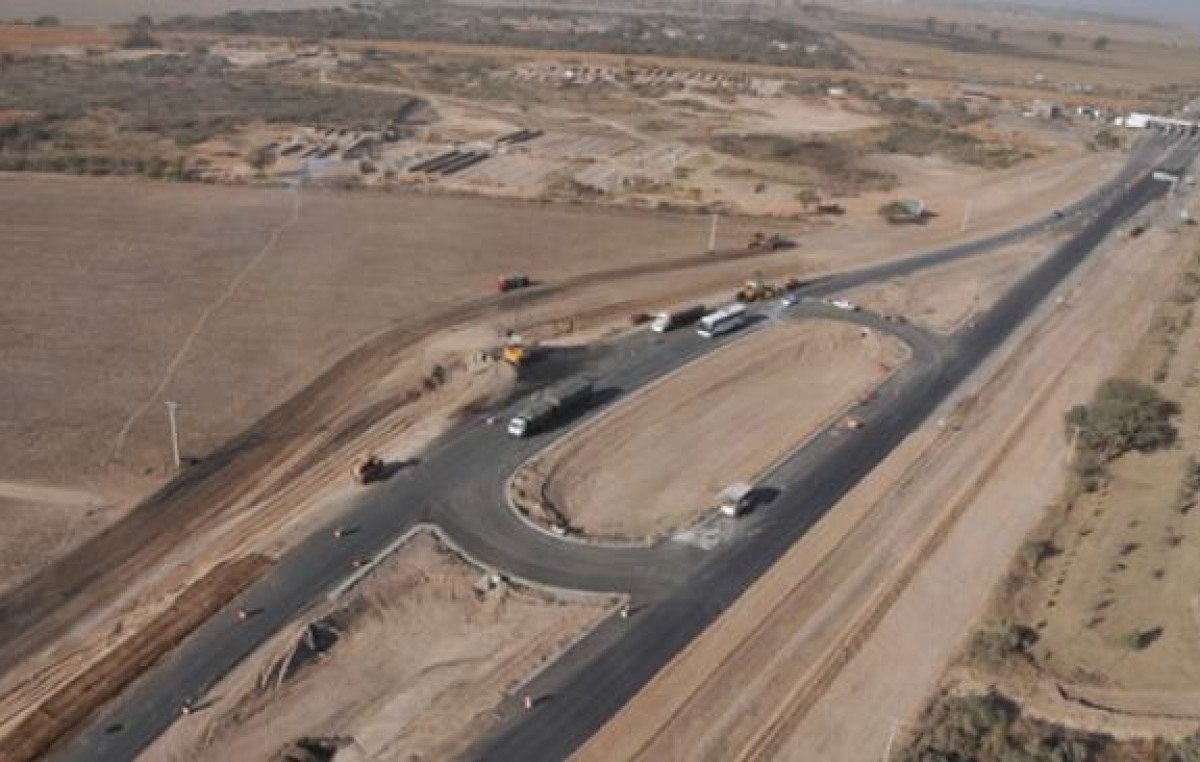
[535,321,906,539]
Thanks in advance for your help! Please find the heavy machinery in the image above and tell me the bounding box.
[502,344,528,365]
[497,273,531,292]
[507,378,594,437]
[736,273,778,302]
[353,455,386,484]
[748,232,789,251]
[501,332,536,366]
[651,304,708,333]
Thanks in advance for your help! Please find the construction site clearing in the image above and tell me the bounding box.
[3,9,1198,762]
[140,531,611,762]
[0,137,1129,762]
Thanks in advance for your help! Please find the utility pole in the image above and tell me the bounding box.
[165,401,181,470]
[960,199,973,232]
[1066,423,1082,466]
[883,718,911,762]
[708,213,719,253]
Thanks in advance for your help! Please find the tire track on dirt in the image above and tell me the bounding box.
[112,188,303,460]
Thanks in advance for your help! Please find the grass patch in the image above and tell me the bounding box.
[709,132,896,194]
[875,121,1034,168]
[164,6,853,70]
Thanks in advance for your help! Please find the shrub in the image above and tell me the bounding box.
[122,27,162,49]
[1065,379,1180,462]
[967,622,1039,668]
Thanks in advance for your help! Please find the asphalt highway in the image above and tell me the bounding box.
[49,134,1194,762]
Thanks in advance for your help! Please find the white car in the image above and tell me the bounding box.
[780,293,799,307]
[829,298,858,312]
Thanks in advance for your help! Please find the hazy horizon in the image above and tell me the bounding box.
[958,0,1199,26]
[0,0,1195,28]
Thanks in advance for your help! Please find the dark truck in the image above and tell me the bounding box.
[506,378,594,438]
[650,304,708,333]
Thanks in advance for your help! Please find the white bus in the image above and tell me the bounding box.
[697,303,748,338]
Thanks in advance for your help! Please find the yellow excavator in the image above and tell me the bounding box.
[503,343,529,365]
[502,332,534,366]
[736,272,778,303]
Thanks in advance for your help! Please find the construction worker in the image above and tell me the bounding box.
[619,605,630,620]
[523,694,533,711]
[333,526,348,539]
[236,607,249,622]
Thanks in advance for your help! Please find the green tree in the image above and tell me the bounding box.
[245,144,276,172]
[990,28,1002,43]
[33,16,61,27]
[1066,378,1180,461]
[1093,35,1110,51]
[122,14,160,49]
[1048,31,1066,48]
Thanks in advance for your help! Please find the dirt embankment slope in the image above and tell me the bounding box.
[141,531,607,762]
[522,321,905,540]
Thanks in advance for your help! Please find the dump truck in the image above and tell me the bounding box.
[651,304,708,333]
[497,274,531,292]
[507,378,594,438]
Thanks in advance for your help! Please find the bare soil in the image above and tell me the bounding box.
[521,321,904,540]
[846,233,1061,333]
[139,531,607,762]
[0,173,760,593]
[574,167,1192,762]
[0,137,1125,749]
[1000,230,1200,701]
